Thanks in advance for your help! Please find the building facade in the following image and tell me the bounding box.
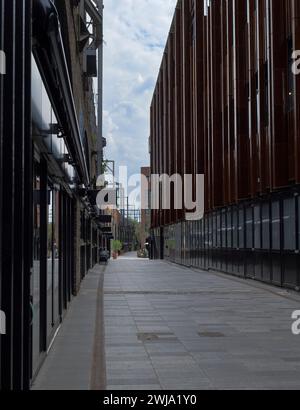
[141,167,151,250]
[0,0,105,390]
[150,0,300,290]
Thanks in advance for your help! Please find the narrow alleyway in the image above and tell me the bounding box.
[104,253,300,390]
[34,254,300,390]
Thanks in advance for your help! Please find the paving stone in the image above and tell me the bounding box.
[104,253,300,390]
[33,252,300,390]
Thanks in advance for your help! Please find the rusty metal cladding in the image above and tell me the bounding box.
[150,0,300,289]
[150,0,300,229]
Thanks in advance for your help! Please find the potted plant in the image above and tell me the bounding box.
[112,240,122,259]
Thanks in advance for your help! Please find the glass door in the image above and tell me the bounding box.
[32,161,41,374]
[47,184,60,344]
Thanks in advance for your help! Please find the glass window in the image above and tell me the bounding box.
[221,210,227,247]
[53,190,60,325]
[47,187,54,339]
[246,206,253,249]
[272,201,281,251]
[254,205,261,249]
[232,208,238,248]
[217,211,221,248]
[238,207,245,249]
[262,202,270,250]
[283,198,296,251]
[212,213,217,248]
[227,209,232,248]
[32,162,41,373]
[47,186,61,341]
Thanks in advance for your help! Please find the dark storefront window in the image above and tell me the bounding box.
[47,185,60,342]
[53,190,60,326]
[283,198,296,251]
[262,202,271,250]
[272,201,281,251]
[32,162,41,373]
[47,188,54,339]
[238,207,245,249]
[246,206,254,249]
[254,205,261,249]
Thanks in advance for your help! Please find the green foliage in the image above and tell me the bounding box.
[166,239,176,250]
[112,240,122,252]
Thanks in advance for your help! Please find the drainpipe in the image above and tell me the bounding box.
[97,0,104,178]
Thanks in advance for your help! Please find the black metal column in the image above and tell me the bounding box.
[0,0,32,390]
[0,0,4,391]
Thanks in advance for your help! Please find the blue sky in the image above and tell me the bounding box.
[103,0,177,181]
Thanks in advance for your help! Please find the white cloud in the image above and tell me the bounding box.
[103,0,177,182]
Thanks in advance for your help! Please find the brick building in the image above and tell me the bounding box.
[0,0,105,389]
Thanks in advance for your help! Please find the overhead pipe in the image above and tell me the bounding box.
[32,0,90,187]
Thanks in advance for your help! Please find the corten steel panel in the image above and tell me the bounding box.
[256,0,269,193]
[248,0,259,196]
[174,3,184,223]
[221,0,230,205]
[168,31,176,225]
[150,0,300,230]
[194,0,205,177]
[201,2,209,211]
[159,71,164,226]
[226,0,237,204]
[154,89,159,228]
[190,0,197,209]
[270,0,290,189]
[292,0,300,183]
[286,0,295,184]
[210,0,224,208]
[233,0,251,201]
[182,0,192,194]
[150,103,153,227]
[164,46,170,225]
[190,0,196,201]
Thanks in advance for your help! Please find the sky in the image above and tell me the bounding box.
[103,0,177,184]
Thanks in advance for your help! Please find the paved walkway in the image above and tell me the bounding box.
[32,266,105,390]
[104,253,300,390]
[33,253,300,390]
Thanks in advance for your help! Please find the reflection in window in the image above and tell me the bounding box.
[47,188,54,338]
[47,186,60,340]
[32,163,41,373]
[53,190,60,325]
